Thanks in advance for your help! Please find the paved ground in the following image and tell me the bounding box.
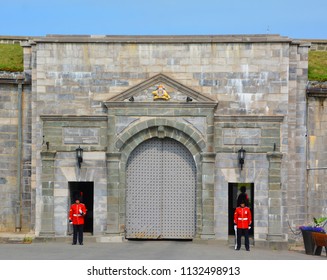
[0,238,325,260]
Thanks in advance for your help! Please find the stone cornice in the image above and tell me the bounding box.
[306,81,327,97]
[40,151,57,159]
[200,152,216,162]
[307,90,327,97]
[105,101,218,109]
[40,115,108,121]
[0,72,31,85]
[267,152,283,160]
[215,115,284,122]
[32,34,292,44]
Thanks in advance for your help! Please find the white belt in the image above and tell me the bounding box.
[73,214,82,217]
[238,218,248,220]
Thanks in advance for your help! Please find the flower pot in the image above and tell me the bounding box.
[301,229,315,255]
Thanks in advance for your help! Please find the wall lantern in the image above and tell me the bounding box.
[76,146,83,168]
[238,146,246,170]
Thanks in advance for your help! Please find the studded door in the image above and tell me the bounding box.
[126,138,196,239]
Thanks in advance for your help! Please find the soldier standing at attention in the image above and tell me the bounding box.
[234,199,252,251]
[69,197,87,245]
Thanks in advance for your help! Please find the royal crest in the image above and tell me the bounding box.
[152,85,170,100]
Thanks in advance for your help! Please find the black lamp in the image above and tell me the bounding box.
[238,146,246,170]
[76,146,83,168]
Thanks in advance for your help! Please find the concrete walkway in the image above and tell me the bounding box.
[0,233,325,260]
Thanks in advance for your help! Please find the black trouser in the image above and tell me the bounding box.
[72,224,84,244]
[236,228,249,250]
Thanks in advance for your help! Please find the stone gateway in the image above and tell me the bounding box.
[0,34,326,248]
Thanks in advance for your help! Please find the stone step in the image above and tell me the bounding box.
[0,233,125,244]
[0,233,35,244]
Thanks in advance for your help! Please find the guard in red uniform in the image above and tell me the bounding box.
[69,197,87,245]
[234,200,252,251]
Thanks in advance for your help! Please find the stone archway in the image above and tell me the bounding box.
[107,119,213,238]
[104,74,218,240]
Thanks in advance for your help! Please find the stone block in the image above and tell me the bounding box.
[96,236,124,243]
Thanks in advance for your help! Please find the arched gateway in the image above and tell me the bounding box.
[104,73,218,240]
[126,137,196,239]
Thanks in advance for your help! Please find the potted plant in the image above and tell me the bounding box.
[313,217,327,227]
[299,217,327,255]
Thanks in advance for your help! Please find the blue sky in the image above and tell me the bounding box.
[1,0,327,39]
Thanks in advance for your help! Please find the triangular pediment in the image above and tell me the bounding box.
[105,73,216,103]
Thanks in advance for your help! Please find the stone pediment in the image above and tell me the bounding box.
[104,74,217,105]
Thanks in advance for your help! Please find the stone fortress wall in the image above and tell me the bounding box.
[0,35,326,248]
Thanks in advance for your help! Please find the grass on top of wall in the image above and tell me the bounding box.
[308,51,327,82]
[0,44,24,72]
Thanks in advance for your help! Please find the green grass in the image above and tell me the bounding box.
[308,51,327,81]
[0,43,327,81]
[0,44,24,72]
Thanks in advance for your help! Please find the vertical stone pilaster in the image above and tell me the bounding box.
[200,152,216,239]
[106,152,122,235]
[266,152,284,241]
[39,151,56,236]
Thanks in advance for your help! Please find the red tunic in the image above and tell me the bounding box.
[234,206,252,229]
[69,203,87,225]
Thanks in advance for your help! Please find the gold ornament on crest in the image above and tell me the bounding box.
[152,85,170,100]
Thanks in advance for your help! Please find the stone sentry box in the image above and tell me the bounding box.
[39,115,108,236]
[214,115,285,244]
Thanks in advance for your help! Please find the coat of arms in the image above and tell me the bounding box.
[152,85,170,100]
